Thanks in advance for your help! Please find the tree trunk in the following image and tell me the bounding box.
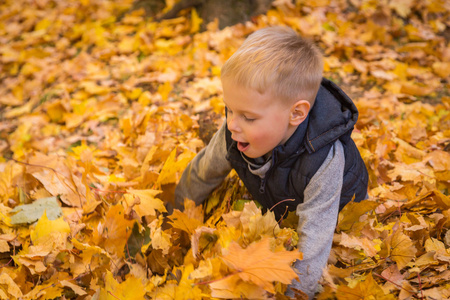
[132,0,274,30]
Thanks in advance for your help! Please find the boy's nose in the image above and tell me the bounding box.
[227,116,240,132]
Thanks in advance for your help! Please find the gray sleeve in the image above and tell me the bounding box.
[288,140,344,299]
[173,121,232,210]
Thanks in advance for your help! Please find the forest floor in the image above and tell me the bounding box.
[0,0,449,299]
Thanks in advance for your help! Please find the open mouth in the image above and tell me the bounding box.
[237,141,250,152]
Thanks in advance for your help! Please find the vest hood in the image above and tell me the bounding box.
[305,78,358,153]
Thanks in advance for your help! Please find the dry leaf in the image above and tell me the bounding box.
[220,237,301,293]
[1,0,449,298]
[380,228,417,270]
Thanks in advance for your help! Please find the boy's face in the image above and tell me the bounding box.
[222,79,299,158]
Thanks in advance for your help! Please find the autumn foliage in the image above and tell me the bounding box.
[0,0,449,299]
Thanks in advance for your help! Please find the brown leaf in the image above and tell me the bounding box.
[379,228,417,270]
[380,264,404,287]
[337,200,379,232]
[27,152,86,207]
[147,249,170,275]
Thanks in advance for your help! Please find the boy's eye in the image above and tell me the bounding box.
[243,115,255,122]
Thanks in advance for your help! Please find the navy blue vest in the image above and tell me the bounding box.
[225,78,368,220]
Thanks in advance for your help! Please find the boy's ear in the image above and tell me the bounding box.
[289,100,310,126]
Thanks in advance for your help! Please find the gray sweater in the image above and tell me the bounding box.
[175,122,344,298]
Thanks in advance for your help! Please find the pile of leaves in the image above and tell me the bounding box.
[0,0,449,299]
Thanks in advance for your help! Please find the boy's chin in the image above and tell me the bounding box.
[243,150,265,159]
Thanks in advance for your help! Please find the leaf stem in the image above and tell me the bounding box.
[194,271,239,286]
[108,290,122,299]
[269,198,295,213]
[90,186,127,194]
[373,273,415,294]
[417,271,424,300]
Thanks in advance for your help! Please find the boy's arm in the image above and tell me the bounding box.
[174,121,232,210]
[289,140,344,299]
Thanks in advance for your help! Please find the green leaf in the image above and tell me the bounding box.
[9,196,62,225]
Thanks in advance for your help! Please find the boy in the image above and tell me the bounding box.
[174,26,368,298]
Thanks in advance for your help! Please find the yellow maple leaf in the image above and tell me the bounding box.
[98,271,146,300]
[189,258,216,280]
[430,190,450,209]
[157,81,172,102]
[156,148,196,186]
[30,211,70,244]
[124,189,166,217]
[0,161,22,205]
[432,61,450,78]
[242,205,280,243]
[336,273,395,299]
[23,282,64,300]
[168,209,203,235]
[149,218,172,255]
[70,239,111,276]
[118,36,139,54]
[220,237,301,293]
[0,239,9,252]
[400,81,435,97]
[191,226,218,259]
[424,237,450,263]
[149,264,204,299]
[190,8,203,33]
[389,0,413,17]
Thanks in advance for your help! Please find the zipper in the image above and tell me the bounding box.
[259,176,266,193]
[259,150,277,193]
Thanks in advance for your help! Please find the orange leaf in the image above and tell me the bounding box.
[337,273,394,299]
[92,204,135,258]
[220,237,301,293]
[425,150,450,172]
[168,209,203,235]
[27,152,86,207]
[209,274,267,299]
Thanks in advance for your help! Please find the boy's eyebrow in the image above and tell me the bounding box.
[223,101,260,116]
[226,106,260,116]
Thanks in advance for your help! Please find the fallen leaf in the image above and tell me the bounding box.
[379,228,417,270]
[30,211,70,244]
[9,196,62,224]
[220,237,301,293]
[168,209,203,235]
[125,189,166,217]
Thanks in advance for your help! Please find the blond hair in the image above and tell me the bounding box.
[221,26,323,104]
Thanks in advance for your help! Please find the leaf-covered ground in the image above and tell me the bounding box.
[0,0,449,299]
